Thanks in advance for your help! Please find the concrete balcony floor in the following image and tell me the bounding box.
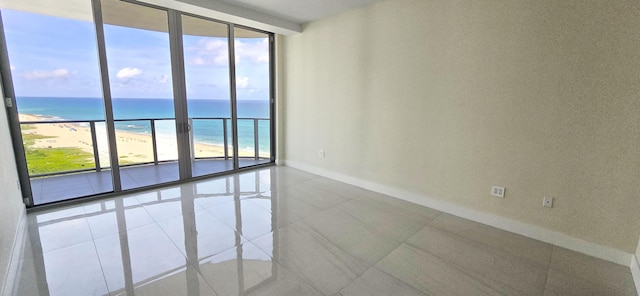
[30,158,271,205]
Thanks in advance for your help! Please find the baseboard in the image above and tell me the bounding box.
[631,255,640,296]
[283,160,633,266]
[1,208,27,296]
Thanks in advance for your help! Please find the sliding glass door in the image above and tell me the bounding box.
[101,0,179,190]
[0,0,114,204]
[0,0,275,206]
[181,15,235,177]
[233,27,273,169]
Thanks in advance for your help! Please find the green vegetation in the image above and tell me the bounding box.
[21,124,36,130]
[21,128,146,175]
[22,132,53,145]
[22,132,95,175]
[119,156,135,165]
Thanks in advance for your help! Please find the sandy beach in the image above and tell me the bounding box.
[19,114,261,168]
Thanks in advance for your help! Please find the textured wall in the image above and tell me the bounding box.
[280,0,640,253]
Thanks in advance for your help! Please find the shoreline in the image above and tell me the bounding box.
[19,114,267,167]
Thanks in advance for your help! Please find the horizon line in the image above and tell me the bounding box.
[15,96,267,101]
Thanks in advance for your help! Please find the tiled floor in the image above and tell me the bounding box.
[30,158,271,205]
[11,166,638,295]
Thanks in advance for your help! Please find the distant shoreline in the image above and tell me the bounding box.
[15,96,271,153]
[16,96,266,101]
[19,112,229,148]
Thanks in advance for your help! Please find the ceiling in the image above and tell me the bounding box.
[0,0,386,35]
[215,0,385,24]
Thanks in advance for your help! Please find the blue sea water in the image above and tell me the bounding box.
[16,97,271,154]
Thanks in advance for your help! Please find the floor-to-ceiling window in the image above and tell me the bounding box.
[233,27,273,169]
[0,0,275,206]
[0,0,114,204]
[101,0,180,190]
[181,14,235,177]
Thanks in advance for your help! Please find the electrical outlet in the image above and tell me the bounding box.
[318,149,325,158]
[543,196,553,208]
[491,186,505,198]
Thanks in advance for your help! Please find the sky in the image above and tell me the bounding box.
[2,8,270,100]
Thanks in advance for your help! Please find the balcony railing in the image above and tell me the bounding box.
[20,117,270,177]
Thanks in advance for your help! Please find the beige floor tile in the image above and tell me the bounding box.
[407,225,547,295]
[543,268,636,296]
[376,243,504,295]
[253,222,369,295]
[16,167,638,296]
[340,267,426,296]
[429,213,553,267]
[302,206,402,266]
[548,247,637,295]
[336,199,435,242]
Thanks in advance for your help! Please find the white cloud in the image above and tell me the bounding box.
[235,39,269,64]
[191,57,206,65]
[187,38,269,66]
[236,76,249,89]
[24,68,72,80]
[157,75,169,84]
[117,67,142,80]
[10,65,15,71]
[204,39,225,51]
[187,39,228,66]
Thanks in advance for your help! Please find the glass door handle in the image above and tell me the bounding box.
[182,122,191,132]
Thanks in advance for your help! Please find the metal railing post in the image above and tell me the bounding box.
[20,116,270,178]
[89,121,101,172]
[223,118,229,160]
[189,118,195,161]
[254,119,259,160]
[150,119,158,165]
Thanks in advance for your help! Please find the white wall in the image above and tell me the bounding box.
[0,80,25,294]
[280,0,640,253]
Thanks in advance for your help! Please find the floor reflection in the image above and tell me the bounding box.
[18,168,279,296]
[12,167,637,296]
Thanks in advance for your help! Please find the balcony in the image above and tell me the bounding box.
[20,116,272,205]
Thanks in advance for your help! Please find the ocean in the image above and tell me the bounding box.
[16,97,272,154]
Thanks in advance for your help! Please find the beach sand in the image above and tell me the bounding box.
[19,114,262,168]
